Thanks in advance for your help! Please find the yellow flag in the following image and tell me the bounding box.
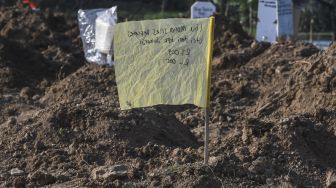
[114,17,214,110]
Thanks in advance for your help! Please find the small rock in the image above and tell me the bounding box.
[12,151,21,158]
[39,79,49,88]
[20,87,33,99]
[73,127,79,132]
[150,180,160,187]
[0,172,9,178]
[226,116,232,122]
[128,159,143,179]
[192,127,203,138]
[28,171,56,186]
[123,182,135,188]
[242,126,251,144]
[24,132,31,140]
[133,159,144,170]
[242,162,250,169]
[248,157,270,174]
[193,175,222,187]
[9,168,24,176]
[181,155,192,163]
[275,66,282,74]
[208,156,221,166]
[13,177,26,187]
[113,179,122,187]
[23,143,29,150]
[234,146,250,161]
[171,148,181,157]
[197,146,204,155]
[7,117,17,125]
[32,95,40,100]
[326,170,336,188]
[266,178,275,185]
[91,164,128,181]
[34,140,45,151]
[68,143,76,155]
[251,41,258,49]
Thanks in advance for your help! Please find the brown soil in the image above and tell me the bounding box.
[214,14,253,56]
[0,7,84,90]
[1,6,336,188]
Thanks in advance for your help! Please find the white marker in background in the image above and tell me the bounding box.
[256,0,278,43]
[191,1,216,19]
[277,0,294,39]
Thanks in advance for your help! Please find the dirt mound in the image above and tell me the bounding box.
[40,64,199,147]
[212,14,272,69]
[0,64,201,187]
[307,41,336,92]
[214,14,253,55]
[244,41,332,117]
[179,41,334,187]
[213,41,271,69]
[0,7,84,90]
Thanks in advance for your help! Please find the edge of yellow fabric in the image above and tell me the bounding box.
[205,17,215,108]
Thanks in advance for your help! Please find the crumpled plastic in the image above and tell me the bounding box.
[77,6,117,65]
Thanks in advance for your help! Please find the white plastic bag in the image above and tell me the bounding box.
[78,6,117,65]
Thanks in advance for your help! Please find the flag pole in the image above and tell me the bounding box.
[204,16,215,165]
[204,107,210,164]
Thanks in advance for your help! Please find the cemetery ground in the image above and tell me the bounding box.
[0,6,336,188]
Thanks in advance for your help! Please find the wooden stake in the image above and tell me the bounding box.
[204,107,210,164]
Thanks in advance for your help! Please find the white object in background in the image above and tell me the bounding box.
[95,18,115,53]
[95,6,117,54]
[256,0,277,43]
[191,1,216,18]
[277,0,294,39]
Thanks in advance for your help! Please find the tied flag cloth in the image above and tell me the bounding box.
[114,17,214,110]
